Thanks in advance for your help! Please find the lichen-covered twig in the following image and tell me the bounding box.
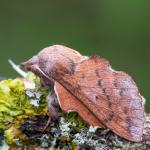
[19,113,150,150]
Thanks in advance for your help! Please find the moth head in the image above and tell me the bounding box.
[21,45,61,76]
[21,45,83,80]
[22,56,45,80]
[21,55,39,71]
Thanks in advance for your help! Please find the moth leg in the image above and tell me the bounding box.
[43,90,58,130]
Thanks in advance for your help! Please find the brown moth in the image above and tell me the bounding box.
[21,45,145,142]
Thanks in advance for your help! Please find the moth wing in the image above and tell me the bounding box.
[61,56,145,142]
[54,82,105,128]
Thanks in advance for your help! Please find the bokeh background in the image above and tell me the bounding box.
[0,0,149,112]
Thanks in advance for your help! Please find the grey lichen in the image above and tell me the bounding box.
[30,113,150,149]
[0,110,150,150]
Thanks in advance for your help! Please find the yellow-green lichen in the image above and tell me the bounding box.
[0,77,48,144]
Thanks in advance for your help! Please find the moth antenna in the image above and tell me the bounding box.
[34,65,52,81]
[8,59,27,77]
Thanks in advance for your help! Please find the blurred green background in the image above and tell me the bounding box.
[0,0,149,112]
